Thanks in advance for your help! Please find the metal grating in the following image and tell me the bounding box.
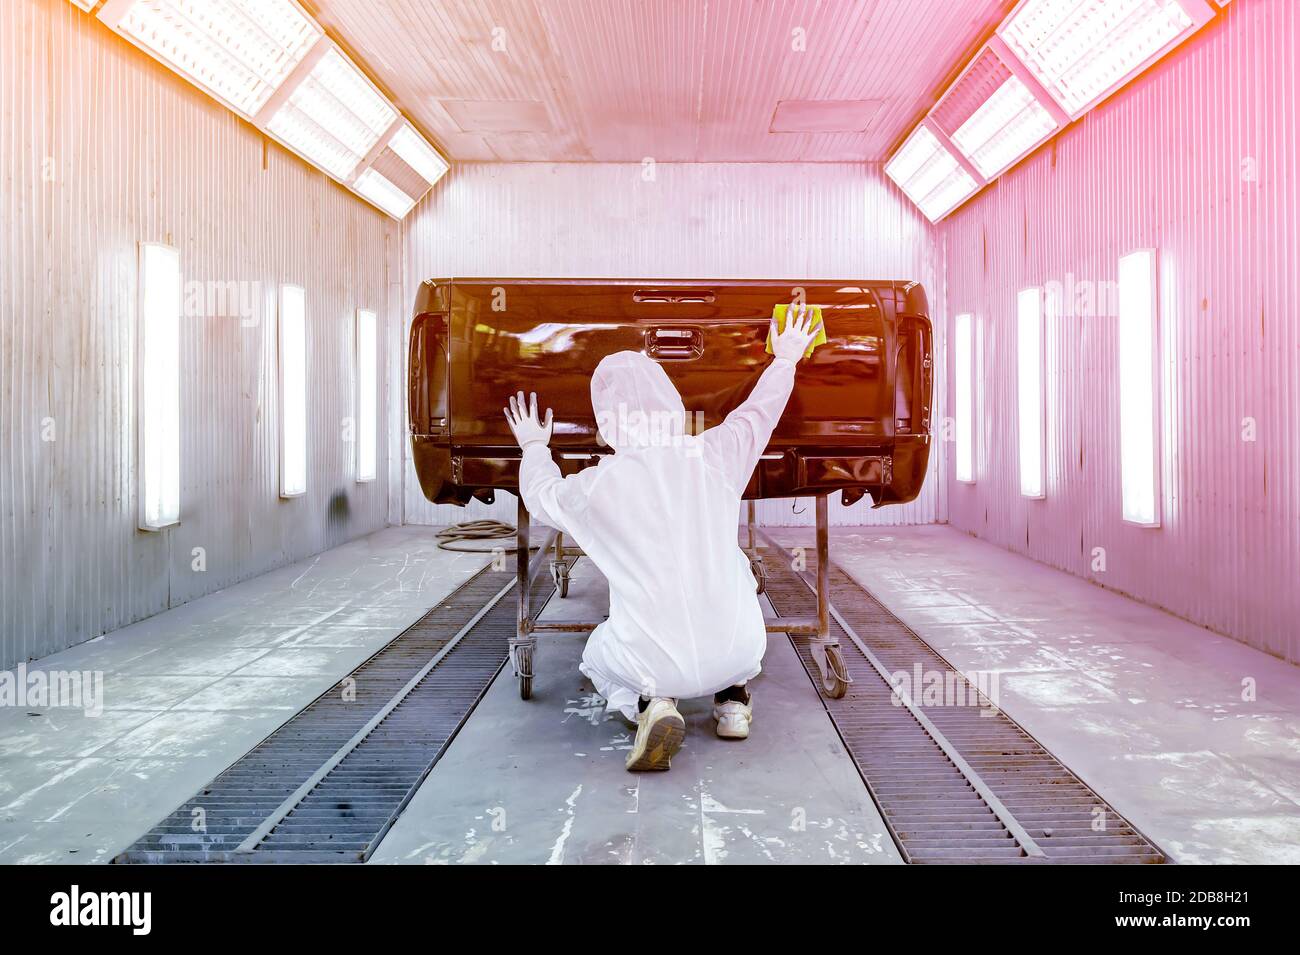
[115,559,562,863]
[758,537,1166,864]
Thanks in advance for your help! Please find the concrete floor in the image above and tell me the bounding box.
[768,526,1300,865]
[370,559,898,864]
[0,527,484,864]
[1,523,1298,864]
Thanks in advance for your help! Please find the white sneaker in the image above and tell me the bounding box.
[712,699,752,739]
[626,698,685,771]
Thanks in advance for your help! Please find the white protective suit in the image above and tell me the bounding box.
[517,350,798,720]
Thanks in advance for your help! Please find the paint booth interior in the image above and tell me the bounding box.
[2,0,1299,867]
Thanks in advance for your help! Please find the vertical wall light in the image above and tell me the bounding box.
[1017,287,1045,499]
[279,285,308,498]
[1118,249,1161,526]
[137,242,182,531]
[355,308,377,483]
[954,313,975,483]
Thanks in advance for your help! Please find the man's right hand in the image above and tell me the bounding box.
[770,302,824,364]
[504,391,554,449]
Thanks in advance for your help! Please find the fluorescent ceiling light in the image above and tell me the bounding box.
[1000,0,1195,116]
[388,125,449,186]
[105,0,321,117]
[353,167,416,219]
[355,309,378,483]
[884,125,979,222]
[266,47,397,180]
[96,1,451,216]
[137,243,182,531]
[279,285,308,498]
[950,75,1059,179]
[1118,249,1160,526]
[954,313,974,483]
[1017,288,1045,499]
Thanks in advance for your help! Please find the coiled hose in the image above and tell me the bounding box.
[434,519,542,553]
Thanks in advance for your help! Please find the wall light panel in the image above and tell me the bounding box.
[137,242,182,531]
[1017,287,1045,499]
[278,285,308,499]
[1118,249,1161,526]
[355,308,378,483]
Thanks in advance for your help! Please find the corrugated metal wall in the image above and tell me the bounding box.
[938,0,1298,661]
[0,0,398,670]
[400,160,944,527]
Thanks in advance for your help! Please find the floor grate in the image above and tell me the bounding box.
[115,559,561,863]
[757,535,1166,864]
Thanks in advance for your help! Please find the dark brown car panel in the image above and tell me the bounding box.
[409,278,932,508]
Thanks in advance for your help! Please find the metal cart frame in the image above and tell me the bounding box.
[510,494,851,701]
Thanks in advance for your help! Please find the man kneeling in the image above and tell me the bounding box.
[504,305,821,770]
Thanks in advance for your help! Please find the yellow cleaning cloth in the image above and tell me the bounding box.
[766,304,828,359]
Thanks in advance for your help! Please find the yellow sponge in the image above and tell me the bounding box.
[766,304,828,359]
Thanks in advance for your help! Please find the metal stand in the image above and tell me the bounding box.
[511,499,593,699]
[746,494,850,698]
[512,492,849,701]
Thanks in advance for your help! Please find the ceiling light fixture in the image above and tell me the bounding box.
[999,0,1214,118]
[884,125,980,223]
[266,47,398,181]
[352,167,417,219]
[388,124,450,187]
[98,0,321,118]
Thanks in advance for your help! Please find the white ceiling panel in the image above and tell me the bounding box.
[305,0,1010,162]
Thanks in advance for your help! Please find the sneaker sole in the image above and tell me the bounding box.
[715,721,750,740]
[626,712,686,771]
[712,706,752,740]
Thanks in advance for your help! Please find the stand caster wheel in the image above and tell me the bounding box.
[818,645,850,699]
[550,560,570,598]
[514,645,534,700]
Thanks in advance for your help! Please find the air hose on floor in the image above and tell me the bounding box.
[435,519,548,553]
[434,519,515,552]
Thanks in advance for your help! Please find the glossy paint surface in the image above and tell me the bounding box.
[398,161,943,528]
[409,278,932,507]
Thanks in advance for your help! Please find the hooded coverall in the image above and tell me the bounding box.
[517,350,798,720]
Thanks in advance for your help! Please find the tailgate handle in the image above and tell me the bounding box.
[633,289,716,304]
[645,326,704,361]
